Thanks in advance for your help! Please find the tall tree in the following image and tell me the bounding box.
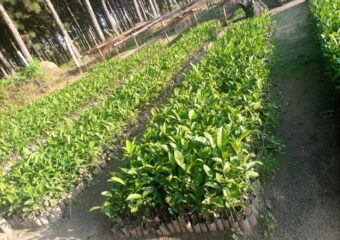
[0,48,15,74]
[149,0,159,17]
[63,0,92,50]
[84,0,106,42]
[0,4,33,63]
[133,0,144,22]
[44,0,81,67]
[101,0,119,35]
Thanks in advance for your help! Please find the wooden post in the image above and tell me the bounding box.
[148,27,154,38]
[137,35,141,45]
[193,11,198,24]
[115,47,120,57]
[223,5,228,22]
[97,47,105,60]
[209,0,218,18]
[161,21,170,43]
[134,36,139,47]
[165,31,170,43]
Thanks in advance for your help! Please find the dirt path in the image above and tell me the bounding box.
[259,0,340,239]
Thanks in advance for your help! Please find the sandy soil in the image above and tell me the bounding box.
[1,1,340,240]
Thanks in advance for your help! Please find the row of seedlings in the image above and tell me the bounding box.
[96,13,274,238]
[0,21,221,230]
[309,0,340,89]
[0,44,167,165]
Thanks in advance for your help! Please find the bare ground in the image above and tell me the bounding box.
[256,0,340,239]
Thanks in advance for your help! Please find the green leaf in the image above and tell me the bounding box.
[215,173,224,183]
[174,150,186,170]
[205,182,220,190]
[231,141,241,154]
[217,127,224,149]
[212,157,223,163]
[193,136,209,145]
[204,132,215,148]
[161,144,169,152]
[109,176,126,185]
[89,206,101,212]
[130,206,139,213]
[125,140,133,155]
[143,187,155,197]
[24,199,34,206]
[223,162,231,173]
[211,197,224,208]
[188,109,196,120]
[101,191,113,197]
[239,131,250,141]
[203,164,213,178]
[246,170,259,178]
[127,168,138,175]
[126,193,142,201]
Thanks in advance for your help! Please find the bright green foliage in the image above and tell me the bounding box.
[99,14,273,223]
[0,44,165,164]
[310,0,340,89]
[0,21,220,218]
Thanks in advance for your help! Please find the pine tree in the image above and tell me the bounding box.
[45,0,81,67]
[0,3,33,64]
[84,0,106,42]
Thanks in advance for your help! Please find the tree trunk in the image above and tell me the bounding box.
[139,0,148,20]
[133,0,144,22]
[45,0,81,68]
[108,1,123,30]
[63,0,92,50]
[101,0,120,35]
[0,4,33,63]
[149,0,158,17]
[84,0,106,42]
[1,66,8,77]
[107,1,123,32]
[0,48,15,74]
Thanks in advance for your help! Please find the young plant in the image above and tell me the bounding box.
[310,0,340,89]
[0,21,221,219]
[98,14,274,228]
